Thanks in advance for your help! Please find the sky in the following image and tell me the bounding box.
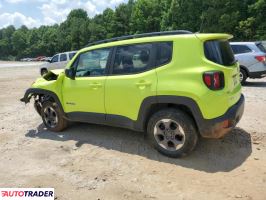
[0,0,127,28]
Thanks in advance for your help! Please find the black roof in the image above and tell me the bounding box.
[86,30,192,47]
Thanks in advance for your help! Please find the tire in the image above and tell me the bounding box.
[147,108,198,158]
[240,68,247,85]
[34,101,42,116]
[41,68,48,76]
[41,101,67,132]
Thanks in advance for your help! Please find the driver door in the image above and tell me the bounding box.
[62,48,112,122]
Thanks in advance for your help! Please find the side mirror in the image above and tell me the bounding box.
[65,68,75,80]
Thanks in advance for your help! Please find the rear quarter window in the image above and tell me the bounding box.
[204,40,236,66]
[155,42,173,66]
[256,43,266,53]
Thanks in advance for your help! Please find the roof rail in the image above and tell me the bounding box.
[86,30,192,47]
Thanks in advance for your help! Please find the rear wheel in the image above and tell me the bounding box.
[240,68,247,85]
[41,101,67,132]
[147,109,198,158]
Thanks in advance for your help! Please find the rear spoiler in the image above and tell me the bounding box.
[195,33,233,42]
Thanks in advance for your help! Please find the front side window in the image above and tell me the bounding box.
[75,48,111,77]
[60,54,67,61]
[112,44,153,75]
[51,55,59,63]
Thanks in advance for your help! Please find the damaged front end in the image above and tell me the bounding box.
[20,69,65,115]
[20,88,54,115]
[42,69,62,81]
[20,88,57,116]
[20,69,63,102]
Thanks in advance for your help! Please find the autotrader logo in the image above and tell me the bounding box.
[0,188,54,200]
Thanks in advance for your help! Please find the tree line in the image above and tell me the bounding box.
[0,0,265,60]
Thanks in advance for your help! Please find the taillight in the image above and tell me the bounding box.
[203,71,224,90]
[255,55,266,62]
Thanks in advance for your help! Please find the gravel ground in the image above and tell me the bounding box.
[0,64,265,200]
[0,61,44,68]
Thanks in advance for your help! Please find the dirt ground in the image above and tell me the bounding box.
[0,63,266,200]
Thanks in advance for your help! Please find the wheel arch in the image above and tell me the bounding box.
[240,65,249,77]
[21,88,65,116]
[136,96,204,132]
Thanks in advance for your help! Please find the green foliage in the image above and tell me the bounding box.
[112,2,133,36]
[242,0,266,40]
[130,0,161,33]
[0,0,265,60]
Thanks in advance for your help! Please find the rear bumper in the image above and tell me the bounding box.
[199,94,245,138]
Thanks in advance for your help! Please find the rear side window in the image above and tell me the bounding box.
[204,40,236,66]
[156,42,173,66]
[231,45,252,54]
[60,54,67,61]
[256,43,266,53]
[112,43,153,75]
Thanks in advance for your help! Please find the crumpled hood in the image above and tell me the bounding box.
[40,69,64,81]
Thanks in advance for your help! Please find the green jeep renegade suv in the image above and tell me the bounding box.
[21,31,245,157]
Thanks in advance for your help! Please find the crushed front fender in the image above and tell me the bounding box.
[20,88,36,103]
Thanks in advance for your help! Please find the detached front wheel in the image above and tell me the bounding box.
[147,109,198,158]
[41,101,67,132]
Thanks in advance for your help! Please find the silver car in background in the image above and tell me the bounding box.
[230,42,266,84]
[262,41,266,48]
[40,51,77,76]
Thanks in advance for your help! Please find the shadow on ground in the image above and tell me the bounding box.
[26,123,252,173]
[244,81,266,88]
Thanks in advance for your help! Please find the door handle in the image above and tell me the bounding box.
[135,81,152,87]
[89,82,102,88]
[89,83,102,86]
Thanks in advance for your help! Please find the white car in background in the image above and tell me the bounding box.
[40,51,77,75]
[230,42,266,84]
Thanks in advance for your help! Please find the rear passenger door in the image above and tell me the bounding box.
[105,43,158,121]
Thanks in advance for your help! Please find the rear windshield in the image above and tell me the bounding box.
[256,43,266,53]
[204,40,236,66]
